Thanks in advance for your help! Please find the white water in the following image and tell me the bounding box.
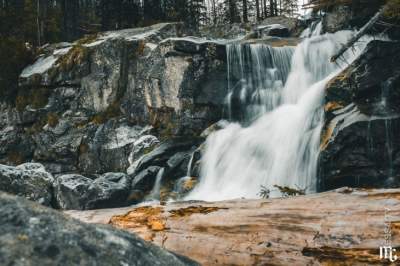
[187,29,372,201]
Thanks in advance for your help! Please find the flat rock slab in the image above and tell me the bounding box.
[65,188,400,265]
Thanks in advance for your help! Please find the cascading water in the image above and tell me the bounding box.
[187,29,373,201]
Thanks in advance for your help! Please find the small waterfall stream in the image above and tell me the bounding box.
[187,29,373,201]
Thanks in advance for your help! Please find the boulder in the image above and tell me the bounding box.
[0,192,198,266]
[54,172,131,210]
[319,40,400,191]
[0,163,53,206]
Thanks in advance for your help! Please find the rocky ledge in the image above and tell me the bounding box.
[66,188,400,266]
[0,192,198,266]
[319,40,400,191]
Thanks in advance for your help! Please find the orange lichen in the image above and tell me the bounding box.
[109,206,167,235]
[320,124,335,151]
[324,101,344,113]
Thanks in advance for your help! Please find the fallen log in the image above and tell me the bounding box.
[331,8,384,63]
[66,188,400,265]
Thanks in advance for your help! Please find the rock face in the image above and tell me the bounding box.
[0,163,54,206]
[0,22,228,176]
[66,188,400,266]
[319,40,400,191]
[0,192,198,266]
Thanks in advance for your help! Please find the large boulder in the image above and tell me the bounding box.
[54,172,131,210]
[0,192,198,266]
[319,40,400,191]
[0,163,54,206]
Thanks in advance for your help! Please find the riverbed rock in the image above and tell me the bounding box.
[54,172,131,210]
[319,40,400,191]
[66,188,400,266]
[0,163,53,206]
[0,192,198,266]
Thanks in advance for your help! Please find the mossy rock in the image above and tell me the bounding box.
[91,101,122,125]
[15,87,51,112]
[47,113,59,128]
[56,44,90,72]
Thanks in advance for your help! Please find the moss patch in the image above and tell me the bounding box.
[15,87,51,111]
[91,101,122,125]
[47,113,59,128]
[56,44,89,72]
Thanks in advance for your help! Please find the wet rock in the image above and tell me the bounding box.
[133,138,202,175]
[127,134,160,175]
[128,166,162,203]
[54,172,131,210]
[319,40,400,191]
[130,166,162,194]
[0,192,198,266]
[0,163,54,206]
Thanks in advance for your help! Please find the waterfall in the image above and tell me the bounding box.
[187,30,373,201]
[226,44,294,121]
[147,167,165,200]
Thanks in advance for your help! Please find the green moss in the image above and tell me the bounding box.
[384,0,400,18]
[79,143,89,154]
[15,87,51,111]
[47,113,59,128]
[7,151,24,165]
[75,33,99,46]
[148,106,178,139]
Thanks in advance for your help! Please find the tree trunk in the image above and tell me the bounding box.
[269,0,274,16]
[66,188,400,266]
[229,0,237,23]
[242,0,248,23]
[255,0,260,21]
[331,8,384,62]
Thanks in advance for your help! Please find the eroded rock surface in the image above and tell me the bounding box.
[0,192,198,266]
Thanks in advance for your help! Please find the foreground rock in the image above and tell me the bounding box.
[319,40,400,191]
[0,163,54,206]
[66,188,400,265]
[0,192,198,266]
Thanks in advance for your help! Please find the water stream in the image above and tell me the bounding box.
[187,29,372,201]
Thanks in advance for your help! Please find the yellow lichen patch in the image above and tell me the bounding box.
[109,206,167,233]
[17,234,29,241]
[320,124,335,151]
[169,206,227,218]
[324,101,344,113]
